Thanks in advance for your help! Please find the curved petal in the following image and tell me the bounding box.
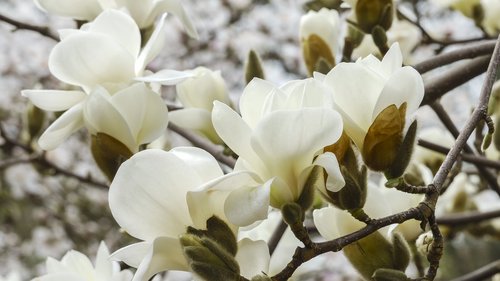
[136,13,167,74]
[187,170,260,230]
[313,152,345,192]
[170,146,224,182]
[136,69,193,85]
[212,102,265,174]
[109,149,201,240]
[89,10,141,59]
[132,237,188,281]
[111,242,151,268]
[239,78,278,129]
[372,66,424,119]
[224,181,271,227]
[280,78,334,109]
[95,242,113,278]
[109,83,168,145]
[22,90,86,111]
[34,0,101,20]
[235,238,270,279]
[169,108,221,143]
[33,273,86,281]
[49,33,135,92]
[83,88,136,152]
[38,103,84,150]
[380,42,403,77]
[324,62,385,130]
[250,108,343,189]
[313,206,341,239]
[60,250,94,274]
[154,0,198,39]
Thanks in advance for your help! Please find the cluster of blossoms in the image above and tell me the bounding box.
[24,0,486,280]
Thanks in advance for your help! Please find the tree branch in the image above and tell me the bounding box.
[436,209,500,226]
[449,260,500,281]
[0,13,58,41]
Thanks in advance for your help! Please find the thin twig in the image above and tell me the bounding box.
[168,123,236,169]
[417,139,500,170]
[436,209,500,226]
[0,13,58,41]
[449,260,500,281]
[268,219,288,256]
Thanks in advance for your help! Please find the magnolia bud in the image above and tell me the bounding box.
[187,216,237,256]
[282,202,304,226]
[91,133,133,181]
[26,103,45,141]
[355,0,393,33]
[392,233,411,271]
[245,50,265,84]
[372,25,389,54]
[300,8,339,76]
[372,268,409,281]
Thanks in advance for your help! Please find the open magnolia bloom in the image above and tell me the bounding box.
[32,242,133,281]
[299,8,340,75]
[318,43,424,172]
[34,0,198,38]
[169,67,232,144]
[109,148,270,281]
[23,82,167,152]
[211,78,345,226]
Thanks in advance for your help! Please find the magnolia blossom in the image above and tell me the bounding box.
[32,242,133,281]
[352,19,421,63]
[109,148,270,281]
[22,11,188,150]
[318,43,424,170]
[299,8,340,75]
[34,0,198,38]
[169,67,231,144]
[211,78,345,226]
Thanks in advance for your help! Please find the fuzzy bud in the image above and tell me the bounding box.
[91,132,133,181]
[355,0,393,33]
[245,50,265,84]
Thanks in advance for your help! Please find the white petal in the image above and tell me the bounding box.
[313,152,345,192]
[136,69,193,85]
[109,149,200,240]
[136,14,167,74]
[33,273,86,281]
[225,181,271,226]
[212,102,265,174]
[35,0,102,20]
[380,42,403,77]
[170,146,223,182]
[111,242,151,268]
[132,237,189,281]
[239,78,277,129]
[109,83,168,146]
[60,250,94,273]
[372,66,424,119]
[95,242,113,279]
[22,90,86,112]
[154,1,198,39]
[169,108,221,143]
[235,238,270,279]
[250,109,343,192]
[313,206,345,239]
[187,170,260,230]
[89,10,141,59]
[38,103,84,150]
[83,88,137,152]
[49,33,135,92]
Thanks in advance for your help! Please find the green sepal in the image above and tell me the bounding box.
[200,237,240,273]
[297,165,322,210]
[372,268,409,281]
[245,49,265,84]
[355,0,393,33]
[90,132,133,182]
[392,232,411,271]
[385,120,418,179]
[186,215,238,256]
[314,57,333,75]
[190,261,241,281]
[372,25,389,54]
[26,103,45,141]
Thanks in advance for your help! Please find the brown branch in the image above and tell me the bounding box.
[413,41,496,74]
[417,139,500,170]
[449,260,500,281]
[420,55,491,107]
[168,123,236,168]
[436,209,500,226]
[268,219,288,256]
[0,13,58,41]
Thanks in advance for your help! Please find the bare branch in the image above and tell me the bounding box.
[436,209,500,226]
[0,13,58,41]
[450,260,500,281]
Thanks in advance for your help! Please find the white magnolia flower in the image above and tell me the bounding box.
[109,148,270,281]
[34,0,198,38]
[169,67,231,144]
[481,0,500,35]
[299,8,340,75]
[211,78,345,226]
[318,43,424,171]
[352,19,421,63]
[23,82,167,152]
[32,242,133,281]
